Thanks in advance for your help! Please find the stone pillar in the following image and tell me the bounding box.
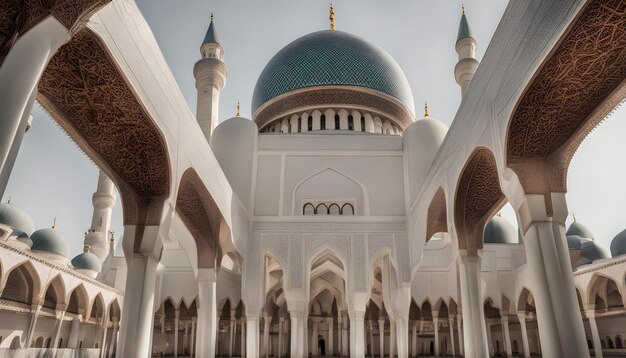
[196,269,218,358]
[99,318,109,358]
[289,312,302,358]
[458,251,489,357]
[328,318,334,356]
[263,315,271,358]
[67,315,82,348]
[183,321,188,354]
[229,317,236,358]
[174,309,180,357]
[312,320,319,356]
[240,318,246,357]
[278,318,284,358]
[191,317,197,357]
[389,320,396,358]
[486,321,494,357]
[0,17,69,198]
[108,320,119,358]
[411,322,418,357]
[349,309,366,358]
[449,317,456,357]
[501,315,512,357]
[52,308,67,349]
[378,320,385,358]
[433,315,440,357]
[456,314,464,357]
[25,301,43,348]
[519,194,589,357]
[247,315,260,358]
[516,313,530,358]
[368,321,374,358]
[117,253,160,357]
[586,311,603,358]
[337,314,343,357]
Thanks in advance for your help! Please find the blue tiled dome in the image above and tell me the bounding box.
[0,203,35,236]
[483,216,518,244]
[31,228,69,258]
[72,251,102,272]
[252,30,414,114]
[610,228,626,257]
[566,221,594,239]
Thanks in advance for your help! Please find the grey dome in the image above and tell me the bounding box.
[610,228,626,257]
[31,228,70,258]
[566,221,594,239]
[71,251,102,272]
[15,231,33,248]
[252,30,414,114]
[483,216,518,244]
[566,235,587,250]
[0,203,35,236]
[580,240,609,262]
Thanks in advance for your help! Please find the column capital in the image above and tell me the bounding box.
[584,310,596,319]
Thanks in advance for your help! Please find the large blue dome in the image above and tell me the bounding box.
[252,30,414,114]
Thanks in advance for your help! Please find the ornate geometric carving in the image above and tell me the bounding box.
[0,0,110,65]
[38,29,171,222]
[394,233,411,283]
[288,234,303,289]
[263,234,289,267]
[454,148,505,255]
[175,168,224,269]
[367,233,393,262]
[304,234,351,267]
[426,187,448,241]
[352,234,366,291]
[507,0,626,193]
[254,86,414,131]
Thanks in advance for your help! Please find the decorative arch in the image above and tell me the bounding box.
[108,298,121,322]
[88,293,105,323]
[421,299,433,321]
[42,275,65,311]
[506,0,626,198]
[426,187,448,241]
[0,261,40,305]
[587,273,624,311]
[66,284,88,316]
[175,168,230,269]
[517,287,536,313]
[37,28,172,253]
[454,147,506,254]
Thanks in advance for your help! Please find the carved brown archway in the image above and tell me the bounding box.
[0,0,110,66]
[454,147,506,255]
[37,28,171,251]
[425,187,448,241]
[506,0,626,203]
[175,168,230,269]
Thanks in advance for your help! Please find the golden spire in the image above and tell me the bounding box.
[424,102,429,118]
[329,4,335,31]
[236,101,240,116]
[462,4,465,15]
[52,217,57,229]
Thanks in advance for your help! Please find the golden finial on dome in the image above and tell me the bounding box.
[462,4,465,15]
[236,101,240,116]
[52,217,57,229]
[329,4,335,31]
[424,102,429,118]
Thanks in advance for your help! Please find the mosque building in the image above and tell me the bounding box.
[0,1,624,358]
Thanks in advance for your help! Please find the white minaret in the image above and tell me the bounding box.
[454,6,479,97]
[83,170,116,261]
[194,14,227,141]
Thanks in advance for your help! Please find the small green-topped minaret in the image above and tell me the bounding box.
[194,13,228,141]
[454,5,479,98]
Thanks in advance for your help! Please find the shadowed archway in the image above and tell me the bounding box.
[426,187,448,241]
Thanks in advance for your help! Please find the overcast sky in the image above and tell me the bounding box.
[3,0,625,259]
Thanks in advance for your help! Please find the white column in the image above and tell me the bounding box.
[516,313,530,358]
[229,317,236,358]
[174,309,180,357]
[263,315,271,358]
[368,321,374,358]
[486,321,494,357]
[117,253,160,357]
[247,315,260,358]
[278,318,283,358]
[108,320,119,358]
[67,315,82,348]
[0,17,69,197]
[458,251,489,357]
[191,318,197,357]
[449,317,456,357]
[183,321,189,355]
[52,309,66,349]
[196,269,218,358]
[520,195,589,358]
[411,322,417,357]
[25,302,42,348]
[99,319,109,358]
[389,320,396,358]
[433,316,440,357]
[501,316,512,357]
[289,312,301,358]
[378,320,385,358]
[349,310,366,358]
[586,311,603,358]
[313,320,319,356]
[328,318,334,356]
[456,314,464,357]
[240,318,246,357]
[337,314,343,357]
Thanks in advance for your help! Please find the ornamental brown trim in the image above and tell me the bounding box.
[175,168,226,269]
[37,29,171,252]
[454,147,506,255]
[0,0,110,66]
[253,86,415,131]
[426,187,448,241]
[506,0,626,194]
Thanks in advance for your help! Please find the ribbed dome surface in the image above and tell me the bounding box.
[0,203,35,236]
[31,228,69,258]
[252,30,414,114]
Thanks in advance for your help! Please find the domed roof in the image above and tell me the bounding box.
[580,240,609,262]
[566,221,594,239]
[71,250,102,272]
[15,231,33,248]
[31,228,69,258]
[610,228,626,257]
[0,202,35,236]
[483,216,518,244]
[252,30,414,114]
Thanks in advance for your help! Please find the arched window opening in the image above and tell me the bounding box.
[616,336,623,349]
[328,203,340,215]
[303,203,315,215]
[1,264,37,305]
[320,115,326,130]
[361,117,365,132]
[348,115,354,130]
[341,203,355,216]
[334,114,340,129]
[308,116,313,131]
[607,337,615,349]
[512,340,519,354]
[58,338,63,348]
[315,203,329,215]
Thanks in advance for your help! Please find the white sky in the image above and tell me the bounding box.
[3,0,625,258]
